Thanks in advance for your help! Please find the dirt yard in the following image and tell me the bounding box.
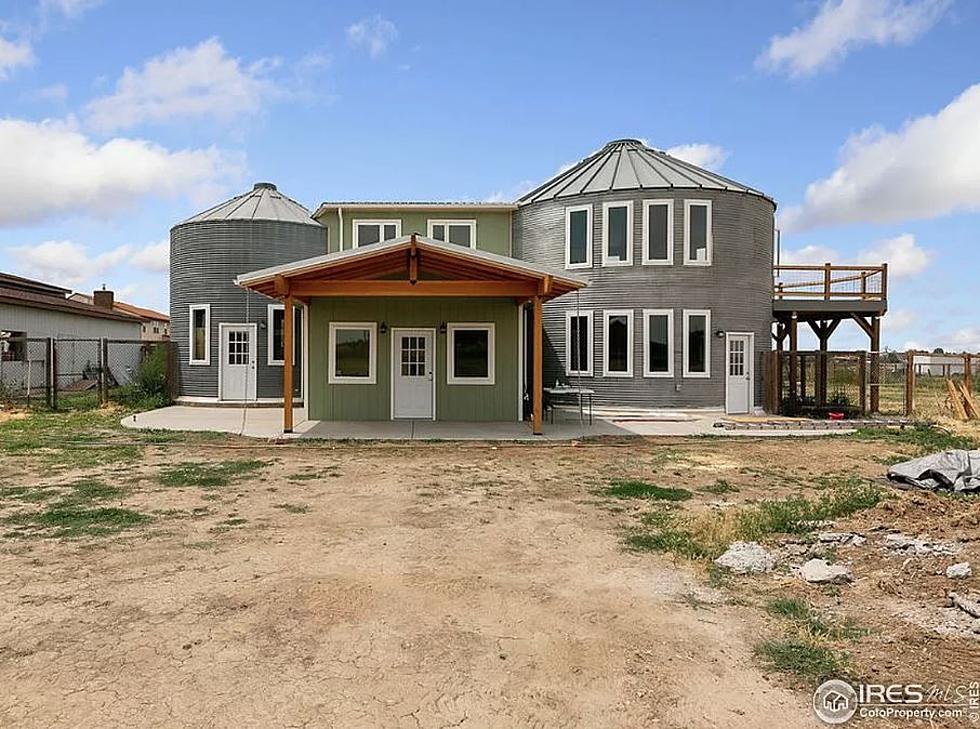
[0,410,977,728]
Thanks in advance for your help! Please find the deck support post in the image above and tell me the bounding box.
[788,312,799,401]
[283,294,294,434]
[869,315,880,414]
[532,295,543,435]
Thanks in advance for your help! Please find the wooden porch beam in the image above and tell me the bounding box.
[289,280,541,298]
[283,296,294,433]
[274,275,290,297]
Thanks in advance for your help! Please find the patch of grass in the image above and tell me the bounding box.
[699,479,739,495]
[52,479,126,507]
[851,425,976,454]
[754,638,847,682]
[604,479,692,501]
[768,598,868,641]
[5,506,149,538]
[158,460,267,489]
[0,485,59,503]
[273,503,309,514]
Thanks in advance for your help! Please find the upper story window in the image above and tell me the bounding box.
[564,205,592,269]
[188,304,210,365]
[602,201,633,266]
[428,220,476,248]
[642,200,673,265]
[684,200,712,265]
[353,219,401,248]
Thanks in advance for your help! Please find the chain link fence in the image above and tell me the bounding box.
[0,337,177,410]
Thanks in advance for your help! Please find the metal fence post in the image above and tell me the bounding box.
[858,352,867,416]
[49,338,58,411]
[965,353,973,394]
[100,338,110,405]
[905,350,915,416]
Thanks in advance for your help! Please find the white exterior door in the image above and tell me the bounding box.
[392,329,434,419]
[220,324,257,401]
[725,333,753,414]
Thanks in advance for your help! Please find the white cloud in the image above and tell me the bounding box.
[782,83,980,231]
[949,327,980,351]
[758,0,949,76]
[40,0,102,17]
[781,233,930,279]
[346,16,398,59]
[130,240,169,273]
[85,38,277,132]
[0,118,242,227]
[665,143,729,171]
[0,36,33,80]
[9,240,130,288]
[884,308,916,331]
[28,83,68,103]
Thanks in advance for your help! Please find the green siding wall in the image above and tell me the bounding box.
[309,297,521,421]
[315,208,513,257]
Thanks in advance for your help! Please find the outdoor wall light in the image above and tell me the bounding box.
[715,329,725,338]
[380,322,389,334]
[439,322,447,335]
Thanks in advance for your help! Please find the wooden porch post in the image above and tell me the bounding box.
[869,315,881,413]
[283,295,294,433]
[532,295,543,435]
[788,312,799,400]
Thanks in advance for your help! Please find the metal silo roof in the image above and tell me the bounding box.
[178,182,321,226]
[517,139,774,205]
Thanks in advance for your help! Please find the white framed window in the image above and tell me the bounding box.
[642,309,674,378]
[683,309,711,378]
[328,322,377,384]
[602,309,633,377]
[601,201,633,266]
[564,309,593,376]
[564,205,592,269]
[683,200,712,265]
[642,200,674,265]
[267,304,302,366]
[428,219,477,248]
[352,219,402,248]
[447,323,495,385]
[188,304,210,365]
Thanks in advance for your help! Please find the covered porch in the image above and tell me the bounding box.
[234,234,585,435]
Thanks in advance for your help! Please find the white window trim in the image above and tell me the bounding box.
[188,304,211,366]
[602,309,634,378]
[601,201,633,267]
[352,219,402,248]
[427,219,477,249]
[447,323,495,385]
[683,309,711,378]
[641,199,674,266]
[328,322,377,384]
[683,199,713,266]
[642,309,674,378]
[267,304,301,366]
[564,309,593,377]
[564,205,593,270]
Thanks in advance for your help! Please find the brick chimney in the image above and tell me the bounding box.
[93,286,114,310]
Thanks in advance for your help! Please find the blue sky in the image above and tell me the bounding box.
[1,0,977,350]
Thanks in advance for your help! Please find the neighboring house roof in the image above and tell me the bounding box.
[236,234,586,300]
[0,271,71,298]
[69,293,169,323]
[0,286,143,323]
[177,182,321,227]
[312,201,518,216]
[518,138,774,205]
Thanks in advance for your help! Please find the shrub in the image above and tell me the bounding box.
[113,346,170,410]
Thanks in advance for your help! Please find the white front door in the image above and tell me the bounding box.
[220,324,257,401]
[392,329,434,419]
[725,333,753,414]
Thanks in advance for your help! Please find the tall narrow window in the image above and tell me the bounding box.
[428,220,476,248]
[564,205,592,268]
[189,304,210,365]
[602,310,633,377]
[683,310,711,378]
[328,322,377,383]
[564,310,593,376]
[643,309,673,377]
[602,202,633,266]
[267,304,302,366]
[642,200,673,265]
[684,200,712,265]
[447,323,495,385]
[353,219,401,247]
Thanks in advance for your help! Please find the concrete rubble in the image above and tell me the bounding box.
[714,541,776,574]
[798,558,853,584]
[946,562,973,580]
[881,532,961,556]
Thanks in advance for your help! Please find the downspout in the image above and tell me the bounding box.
[338,205,344,251]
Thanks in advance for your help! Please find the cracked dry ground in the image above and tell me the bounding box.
[0,439,816,729]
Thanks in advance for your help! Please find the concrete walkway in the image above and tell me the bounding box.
[122,406,848,440]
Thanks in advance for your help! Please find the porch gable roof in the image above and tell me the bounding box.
[235,234,586,301]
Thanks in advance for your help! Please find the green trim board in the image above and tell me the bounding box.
[308,296,521,421]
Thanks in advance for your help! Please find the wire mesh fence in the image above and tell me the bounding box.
[0,337,176,410]
[764,349,980,420]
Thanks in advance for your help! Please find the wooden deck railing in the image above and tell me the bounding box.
[773,263,887,301]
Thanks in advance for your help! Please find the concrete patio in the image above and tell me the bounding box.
[121,406,851,440]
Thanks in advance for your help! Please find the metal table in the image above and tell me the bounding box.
[543,386,595,425]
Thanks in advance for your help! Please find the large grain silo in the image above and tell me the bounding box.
[514,139,776,413]
[170,182,326,403]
